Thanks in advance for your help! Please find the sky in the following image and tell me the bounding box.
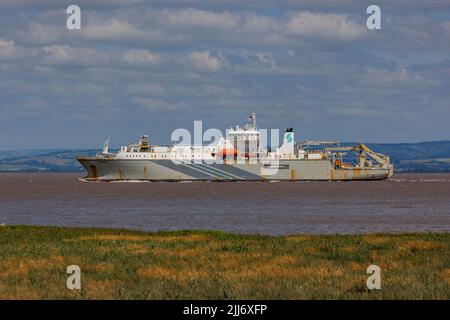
[0,0,449,150]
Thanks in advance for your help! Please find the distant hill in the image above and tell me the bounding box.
[0,141,449,173]
[0,149,99,173]
[366,141,450,173]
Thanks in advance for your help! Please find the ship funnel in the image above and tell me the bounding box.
[279,128,294,156]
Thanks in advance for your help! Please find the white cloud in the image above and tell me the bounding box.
[242,13,277,33]
[2,3,450,147]
[165,8,239,28]
[130,97,189,111]
[127,82,166,95]
[256,52,275,67]
[287,50,296,57]
[16,9,369,50]
[0,39,36,62]
[82,19,145,41]
[41,45,73,64]
[286,11,366,41]
[72,83,105,95]
[21,23,64,44]
[15,97,53,117]
[327,105,388,117]
[362,67,439,87]
[41,45,110,65]
[442,21,450,32]
[0,39,16,60]
[187,51,221,72]
[122,49,161,65]
[202,85,244,98]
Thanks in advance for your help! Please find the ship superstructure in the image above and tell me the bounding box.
[78,114,393,181]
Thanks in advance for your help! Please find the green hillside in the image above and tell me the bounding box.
[0,141,450,173]
[367,141,450,172]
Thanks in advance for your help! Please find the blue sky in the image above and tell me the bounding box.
[1,0,449,150]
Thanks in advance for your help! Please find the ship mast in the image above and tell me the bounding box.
[249,112,257,129]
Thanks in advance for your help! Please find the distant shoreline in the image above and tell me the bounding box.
[2,141,450,173]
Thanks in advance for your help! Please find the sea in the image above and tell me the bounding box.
[1,173,449,235]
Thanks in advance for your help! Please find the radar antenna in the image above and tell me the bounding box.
[249,113,257,129]
[103,136,110,154]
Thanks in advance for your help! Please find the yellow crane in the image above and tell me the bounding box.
[324,143,391,168]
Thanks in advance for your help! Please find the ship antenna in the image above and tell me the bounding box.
[249,112,257,129]
[103,136,110,154]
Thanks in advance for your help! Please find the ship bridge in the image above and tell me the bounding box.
[222,113,261,160]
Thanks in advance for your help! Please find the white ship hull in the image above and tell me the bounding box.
[78,158,392,181]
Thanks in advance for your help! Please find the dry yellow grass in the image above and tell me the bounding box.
[83,262,113,273]
[440,269,450,285]
[72,233,212,243]
[126,244,149,255]
[0,256,65,279]
[137,265,208,283]
[73,234,152,242]
[83,279,125,299]
[400,240,447,251]
[0,226,448,299]
[285,235,313,241]
[341,246,356,253]
[152,247,208,258]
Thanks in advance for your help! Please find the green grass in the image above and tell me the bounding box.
[0,225,448,299]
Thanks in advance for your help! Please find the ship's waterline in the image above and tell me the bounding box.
[77,114,394,181]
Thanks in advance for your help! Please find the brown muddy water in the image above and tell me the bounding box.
[0,173,449,235]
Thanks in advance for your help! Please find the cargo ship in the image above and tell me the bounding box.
[77,114,393,181]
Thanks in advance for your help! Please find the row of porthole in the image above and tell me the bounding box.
[125,154,169,158]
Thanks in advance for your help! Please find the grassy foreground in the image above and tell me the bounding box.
[0,225,448,299]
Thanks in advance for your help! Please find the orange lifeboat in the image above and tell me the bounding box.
[218,148,238,157]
